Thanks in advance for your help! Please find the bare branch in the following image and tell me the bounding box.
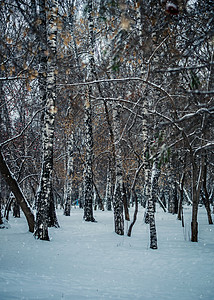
[0,108,44,148]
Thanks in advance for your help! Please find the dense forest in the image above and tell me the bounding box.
[0,0,213,248]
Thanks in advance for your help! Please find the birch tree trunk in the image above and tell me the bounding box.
[147,161,160,249]
[141,87,158,248]
[83,87,95,222]
[112,103,124,235]
[34,1,59,240]
[142,94,151,225]
[105,161,112,211]
[64,131,74,216]
[83,0,96,222]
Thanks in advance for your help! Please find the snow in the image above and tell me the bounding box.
[0,206,213,300]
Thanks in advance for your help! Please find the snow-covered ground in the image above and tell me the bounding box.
[0,205,213,300]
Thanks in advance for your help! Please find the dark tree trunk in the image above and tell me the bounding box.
[201,157,213,224]
[13,201,20,218]
[123,183,130,221]
[174,182,178,214]
[178,172,185,222]
[4,194,13,220]
[0,193,3,225]
[127,189,138,237]
[168,177,178,214]
[0,149,34,232]
[191,204,198,242]
[201,193,213,225]
[191,159,204,242]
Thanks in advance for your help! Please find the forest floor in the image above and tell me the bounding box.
[0,205,213,300]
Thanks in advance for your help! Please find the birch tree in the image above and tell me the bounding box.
[83,0,96,222]
[105,160,112,211]
[112,102,124,235]
[64,131,74,216]
[34,0,59,240]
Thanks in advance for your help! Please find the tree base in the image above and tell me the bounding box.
[84,217,97,222]
[150,244,158,250]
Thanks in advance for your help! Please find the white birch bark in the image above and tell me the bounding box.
[34,0,59,240]
[83,0,95,222]
[64,131,74,216]
[105,160,112,211]
[147,161,160,249]
[142,91,158,248]
[83,87,95,222]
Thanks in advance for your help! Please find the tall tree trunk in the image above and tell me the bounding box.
[34,0,59,240]
[0,149,34,232]
[142,95,151,223]
[83,87,95,222]
[83,0,96,222]
[141,86,159,248]
[112,103,124,235]
[64,132,74,216]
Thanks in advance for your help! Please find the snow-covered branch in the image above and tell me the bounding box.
[195,142,214,154]
[0,76,26,81]
[58,77,177,114]
[175,107,214,123]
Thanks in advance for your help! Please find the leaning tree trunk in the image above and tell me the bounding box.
[34,1,59,240]
[127,163,144,237]
[0,149,34,232]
